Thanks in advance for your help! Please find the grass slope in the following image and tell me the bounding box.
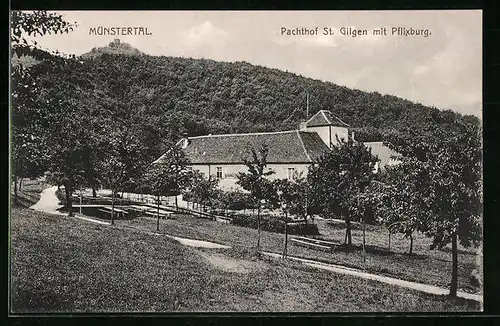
[124,214,480,295]
[11,208,479,312]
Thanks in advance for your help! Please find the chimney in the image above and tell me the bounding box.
[181,133,189,149]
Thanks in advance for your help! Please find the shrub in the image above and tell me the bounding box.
[102,193,122,199]
[231,214,319,236]
[55,190,136,206]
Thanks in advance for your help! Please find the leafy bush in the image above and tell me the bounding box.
[231,213,319,236]
[55,190,136,206]
[216,190,255,211]
[102,193,122,199]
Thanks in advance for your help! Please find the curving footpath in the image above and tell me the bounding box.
[29,186,65,215]
[262,252,482,303]
[29,186,483,305]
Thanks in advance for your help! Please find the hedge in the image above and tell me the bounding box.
[55,190,137,206]
[231,214,319,236]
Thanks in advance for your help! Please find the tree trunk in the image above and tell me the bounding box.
[175,195,178,211]
[19,177,23,191]
[256,205,261,251]
[388,231,391,251]
[13,175,18,205]
[362,216,366,264]
[79,190,83,215]
[65,185,74,217]
[345,218,352,247]
[450,232,458,297]
[111,190,115,225]
[283,213,288,258]
[157,195,160,231]
[409,232,414,255]
[92,186,97,198]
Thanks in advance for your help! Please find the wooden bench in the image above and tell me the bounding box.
[144,210,172,220]
[128,205,149,213]
[290,236,341,252]
[98,207,128,219]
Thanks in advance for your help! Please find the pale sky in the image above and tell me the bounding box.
[28,10,482,117]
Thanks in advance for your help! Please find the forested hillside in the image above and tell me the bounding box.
[14,40,480,171]
[73,41,478,144]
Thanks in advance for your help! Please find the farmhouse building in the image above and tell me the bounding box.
[155,110,399,190]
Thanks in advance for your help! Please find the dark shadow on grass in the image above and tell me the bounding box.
[332,243,396,257]
[438,246,478,256]
[332,243,434,262]
[431,293,481,310]
[324,220,378,232]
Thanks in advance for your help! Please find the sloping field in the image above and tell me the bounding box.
[125,214,480,295]
[10,208,479,312]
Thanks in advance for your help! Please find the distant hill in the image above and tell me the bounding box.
[81,39,144,59]
[36,43,477,160]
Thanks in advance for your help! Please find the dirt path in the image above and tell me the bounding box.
[30,186,111,225]
[167,235,231,249]
[28,186,482,304]
[263,252,482,304]
[29,186,65,215]
[197,251,268,273]
[125,226,483,304]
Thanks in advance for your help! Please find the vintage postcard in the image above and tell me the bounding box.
[10,10,483,313]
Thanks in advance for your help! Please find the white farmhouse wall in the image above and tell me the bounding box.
[191,163,310,190]
[302,126,349,148]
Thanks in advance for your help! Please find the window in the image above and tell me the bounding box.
[287,167,296,180]
[216,167,223,179]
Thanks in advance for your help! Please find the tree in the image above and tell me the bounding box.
[34,61,97,217]
[11,11,76,54]
[308,138,377,248]
[384,116,482,296]
[150,144,191,208]
[284,172,309,222]
[184,171,219,213]
[236,144,274,252]
[369,164,433,255]
[272,178,303,258]
[143,147,189,230]
[10,11,77,204]
[146,145,193,220]
[100,128,145,224]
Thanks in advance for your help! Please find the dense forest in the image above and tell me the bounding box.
[73,41,479,145]
[13,39,481,172]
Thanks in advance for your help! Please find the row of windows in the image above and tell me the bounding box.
[205,167,297,180]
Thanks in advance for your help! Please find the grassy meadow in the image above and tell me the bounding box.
[10,207,480,312]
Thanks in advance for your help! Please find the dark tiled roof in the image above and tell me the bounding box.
[299,131,331,162]
[169,130,330,164]
[305,110,350,128]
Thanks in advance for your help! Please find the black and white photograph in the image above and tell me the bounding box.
[10,10,483,313]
